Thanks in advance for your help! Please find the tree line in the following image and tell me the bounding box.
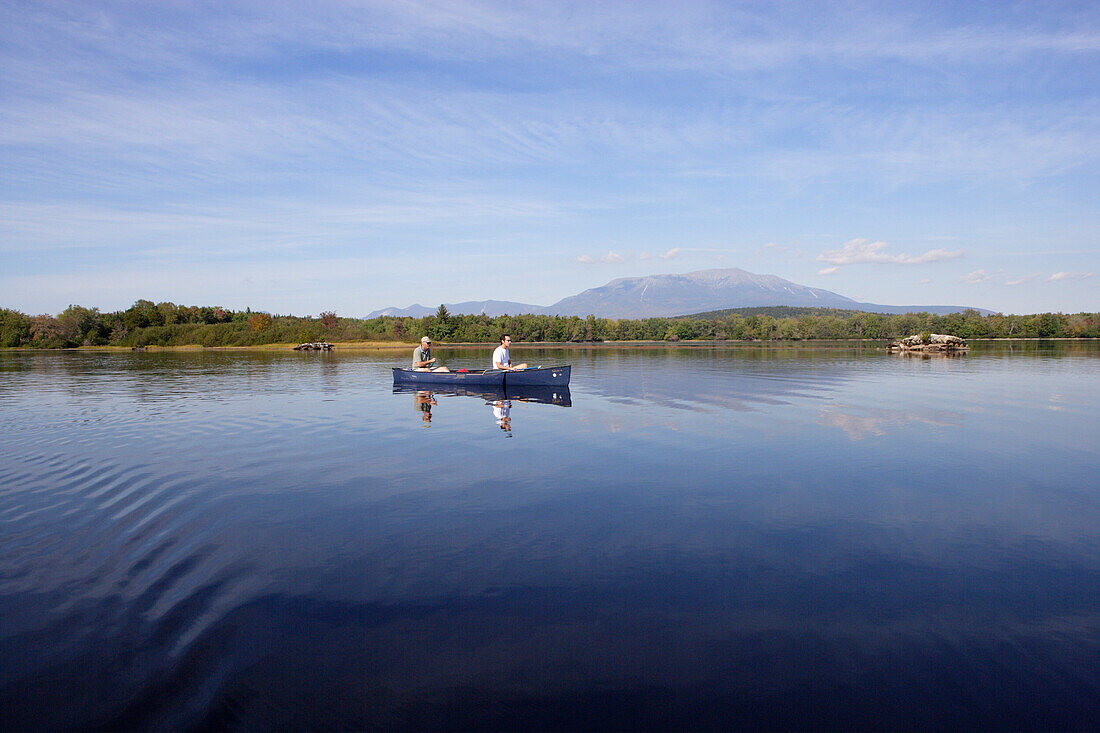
[1,300,1097,348]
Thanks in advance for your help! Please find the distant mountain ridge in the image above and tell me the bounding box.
[365,300,535,319]
[365,268,989,319]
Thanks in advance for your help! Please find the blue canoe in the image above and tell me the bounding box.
[392,364,570,388]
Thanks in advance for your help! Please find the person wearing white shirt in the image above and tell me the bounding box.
[491,334,527,371]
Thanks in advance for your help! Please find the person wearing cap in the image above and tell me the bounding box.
[413,336,450,372]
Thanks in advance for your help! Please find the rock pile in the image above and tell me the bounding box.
[294,342,334,351]
[887,333,968,353]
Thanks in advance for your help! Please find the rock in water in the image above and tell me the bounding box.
[887,334,968,354]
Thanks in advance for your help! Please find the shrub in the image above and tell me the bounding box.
[248,313,272,332]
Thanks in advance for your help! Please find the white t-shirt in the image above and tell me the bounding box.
[492,345,509,369]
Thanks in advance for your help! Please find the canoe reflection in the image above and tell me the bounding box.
[393,383,571,407]
[396,384,571,433]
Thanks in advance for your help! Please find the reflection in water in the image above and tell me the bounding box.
[394,384,570,434]
[492,400,512,435]
[414,391,436,426]
[579,349,852,412]
[393,383,572,407]
[818,404,959,440]
[1,345,1099,730]
[394,382,571,436]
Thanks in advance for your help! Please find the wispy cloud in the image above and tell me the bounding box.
[1,1,1097,314]
[959,270,996,284]
[1048,271,1093,282]
[817,239,964,267]
[577,248,681,265]
[577,251,624,264]
[955,270,1094,287]
[757,241,803,257]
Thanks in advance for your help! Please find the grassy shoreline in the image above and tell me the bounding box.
[3,337,1097,353]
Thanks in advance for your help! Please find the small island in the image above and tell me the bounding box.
[887,333,969,353]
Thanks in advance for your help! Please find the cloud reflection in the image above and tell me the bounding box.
[818,405,957,440]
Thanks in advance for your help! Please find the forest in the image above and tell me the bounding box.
[1,300,1097,348]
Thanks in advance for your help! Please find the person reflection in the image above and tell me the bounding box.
[414,391,436,426]
[492,399,512,436]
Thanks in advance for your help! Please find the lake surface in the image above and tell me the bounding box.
[2,343,1098,730]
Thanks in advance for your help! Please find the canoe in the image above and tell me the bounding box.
[391,364,570,387]
[392,383,571,407]
[392,367,503,386]
[502,365,570,387]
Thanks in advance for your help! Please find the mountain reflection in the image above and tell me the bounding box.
[579,354,850,412]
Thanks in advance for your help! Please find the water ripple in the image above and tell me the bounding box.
[2,345,1098,730]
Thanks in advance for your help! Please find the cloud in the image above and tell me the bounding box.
[577,248,677,265]
[1048,271,1093,282]
[758,242,795,257]
[916,278,932,284]
[817,267,838,275]
[3,2,1098,315]
[953,271,1092,287]
[816,239,964,266]
[959,270,996,284]
[577,251,624,264]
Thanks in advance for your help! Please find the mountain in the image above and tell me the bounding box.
[365,268,988,319]
[548,269,847,318]
[365,300,541,318]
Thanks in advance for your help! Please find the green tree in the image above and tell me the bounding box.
[1036,313,1061,338]
[299,324,320,343]
[0,309,32,347]
[58,305,104,345]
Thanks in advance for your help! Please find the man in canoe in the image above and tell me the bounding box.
[491,334,527,371]
[413,336,450,372]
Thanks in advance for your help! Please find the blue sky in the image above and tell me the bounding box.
[2,0,1097,316]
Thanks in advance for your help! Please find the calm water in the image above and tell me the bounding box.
[1,343,1098,730]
